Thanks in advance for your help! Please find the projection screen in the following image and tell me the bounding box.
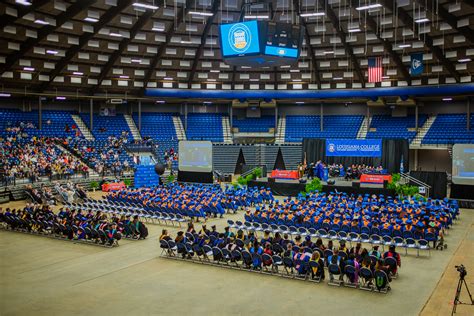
[178,141,213,173]
[452,144,474,186]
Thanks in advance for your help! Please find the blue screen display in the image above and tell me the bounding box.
[220,21,261,57]
[264,46,299,58]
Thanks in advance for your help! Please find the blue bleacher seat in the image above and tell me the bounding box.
[183,113,224,142]
[422,114,474,144]
[80,113,133,140]
[366,115,428,142]
[285,115,364,142]
[232,116,275,132]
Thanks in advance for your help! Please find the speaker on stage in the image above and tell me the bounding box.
[327,179,335,185]
[352,182,360,189]
[268,177,275,183]
[299,179,307,184]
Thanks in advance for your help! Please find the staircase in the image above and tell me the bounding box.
[172,116,186,140]
[222,116,233,143]
[72,114,94,140]
[124,114,142,141]
[411,115,437,147]
[275,117,286,144]
[356,116,371,139]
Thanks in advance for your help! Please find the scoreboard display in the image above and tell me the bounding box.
[219,20,303,67]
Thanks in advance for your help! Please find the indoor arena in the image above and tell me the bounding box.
[0,0,473,315]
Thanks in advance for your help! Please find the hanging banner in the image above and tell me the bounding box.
[326,139,382,157]
[411,53,424,76]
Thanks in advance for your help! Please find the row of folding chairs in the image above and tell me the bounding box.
[159,240,391,293]
[1,215,120,248]
[228,220,432,257]
[66,202,188,227]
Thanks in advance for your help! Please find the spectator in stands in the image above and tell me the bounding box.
[293,247,310,275]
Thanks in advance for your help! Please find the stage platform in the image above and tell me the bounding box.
[248,177,395,197]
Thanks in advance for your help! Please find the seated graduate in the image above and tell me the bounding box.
[159,229,172,241]
[309,251,325,280]
[249,241,264,269]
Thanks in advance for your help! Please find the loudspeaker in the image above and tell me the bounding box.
[327,179,335,185]
[154,163,166,175]
[352,182,360,189]
[268,177,276,183]
[299,179,307,184]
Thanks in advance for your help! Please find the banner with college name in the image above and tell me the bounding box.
[326,139,382,157]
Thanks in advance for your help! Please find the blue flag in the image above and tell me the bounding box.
[411,53,424,76]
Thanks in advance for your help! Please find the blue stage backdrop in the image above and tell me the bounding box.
[326,139,382,157]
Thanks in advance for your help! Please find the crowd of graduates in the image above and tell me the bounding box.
[0,203,148,246]
[160,223,401,290]
[108,183,275,219]
[244,191,458,244]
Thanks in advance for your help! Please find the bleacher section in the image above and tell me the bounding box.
[132,112,178,168]
[80,114,132,140]
[232,116,275,132]
[132,112,176,140]
[67,139,134,171]
[367,115,428,142]
[0,109,82,138]
[285,115,364,142]
[423,114,474,144]
[184,113,224,142]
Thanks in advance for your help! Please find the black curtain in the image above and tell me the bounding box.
[409,171,447,199]
[450,183,474,200]
[274,147,286,170]
[302,138,409,174]
[234,148,246,174]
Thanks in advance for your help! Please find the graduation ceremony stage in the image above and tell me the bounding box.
[248,178,395,197]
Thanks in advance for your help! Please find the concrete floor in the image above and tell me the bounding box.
[0,193,473,316]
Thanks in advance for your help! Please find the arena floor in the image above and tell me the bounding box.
[0,192,472,316]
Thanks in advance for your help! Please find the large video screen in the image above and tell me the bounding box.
[220,21,261,57]
[178,141,213,173]
[452,144,474,185]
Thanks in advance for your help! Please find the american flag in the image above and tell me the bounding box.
[368,57,382,83]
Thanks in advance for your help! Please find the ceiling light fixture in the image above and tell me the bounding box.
[333,77,343,80]
[442,97,453,101]
[72,72,83,76]
[415,18,430,23]
[210,70,220,73]
[323,51,334,54]
[163,77,173,80]
[155,100,165,103]
[398,44,411,48]
[152,27,164,31]
[180,40,192,44]
[34,19,49,25]
[56,96,66,100]
[15,0,32,6]
[381,75,390,79]
[46,50,58,55]
[109,32,122,37]
[295,101,305,104]
[189,11,214,17]
[84,17,99,23]
[356,3,382,11]
[458,58,471,63]
[119,75,129,79]
[131,59,142,63]
[132,2,159,10]
[299,12,325,17]
[244,15,269,19]
[0,93,11,97]
[23,67,35,71]
[348,28,361,33]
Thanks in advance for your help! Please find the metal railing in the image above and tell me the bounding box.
[400,172,431,197]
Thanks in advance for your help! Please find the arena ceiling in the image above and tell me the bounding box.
[0,0,473,98]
